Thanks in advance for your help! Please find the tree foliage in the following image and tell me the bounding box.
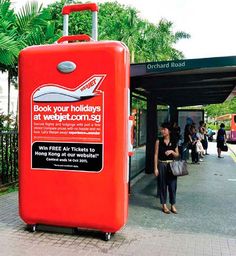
[0,0,191,71]
[204,97,236,118]
[0,0,19,68]
[1,0,235,117]
[0,0,58,113]
[15,2,58,47]
[45,0,190,63]
[0,0,191,115]
[0,0,58,71]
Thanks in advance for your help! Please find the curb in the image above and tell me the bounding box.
[130,172,146,187]
[228,144,236,157]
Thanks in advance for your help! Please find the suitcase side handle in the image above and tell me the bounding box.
[57,35,93,44]
[128,116,134,157]
[62,3,98,41]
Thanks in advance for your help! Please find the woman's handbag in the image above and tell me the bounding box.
[221,144,228,152]
[170,160,189,176]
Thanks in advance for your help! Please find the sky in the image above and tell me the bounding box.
[12,0,236,59]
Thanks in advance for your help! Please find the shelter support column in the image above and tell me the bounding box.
[145,95,157,174]
[169,105,178,124]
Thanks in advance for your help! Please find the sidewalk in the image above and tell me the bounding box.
[0,142,236,256]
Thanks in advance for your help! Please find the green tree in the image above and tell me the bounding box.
[0,0,21,115]
[98,2,190,62]
[0,0,20,68]
[46,0,91,39]
[0,0,57,114]
[15,2,58,47]
[99,2,143,62]
[45,0,190,63]
[135,19,190,62]
[204,97,236,118]
[0,0,190,116]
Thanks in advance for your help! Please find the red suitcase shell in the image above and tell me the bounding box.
[18,3,130,239]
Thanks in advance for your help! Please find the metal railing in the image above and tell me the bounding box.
[0,131,18,185]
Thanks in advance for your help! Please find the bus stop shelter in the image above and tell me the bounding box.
[130,56,236,174]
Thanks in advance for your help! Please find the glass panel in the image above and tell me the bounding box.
[157,108,169,138]
[131,95,147,178]
[139,109,147,145]
[130,145,146,179]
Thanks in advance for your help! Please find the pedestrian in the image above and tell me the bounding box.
[154,122,179,214]
[182,119,192,160]
[172,122,181,142]
[189,125,200,164]
[172,122,182,158]
[216,123,227,158]
[196,140,205,159]
[199,121,209,155]
[196,130,204,160]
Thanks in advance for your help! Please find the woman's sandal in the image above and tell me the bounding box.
[171,206,178,214]
[162,208,170,214]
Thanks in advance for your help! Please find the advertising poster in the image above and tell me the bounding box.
[31,75,106,172]
[178,110,204,137]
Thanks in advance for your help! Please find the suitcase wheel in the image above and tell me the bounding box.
[27,224,37,232]
[104,232,111,241]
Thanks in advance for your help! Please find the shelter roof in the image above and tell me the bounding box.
[130,56,236,107]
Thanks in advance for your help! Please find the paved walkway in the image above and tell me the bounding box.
[0,142,236,256]
[228,143,236,158]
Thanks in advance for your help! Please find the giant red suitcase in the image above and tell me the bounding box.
[19,3,130,241]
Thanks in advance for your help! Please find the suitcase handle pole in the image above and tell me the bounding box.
[62,3,98,41]
[92,11,98,41]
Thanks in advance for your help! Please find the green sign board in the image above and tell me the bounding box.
[146,56,236,73]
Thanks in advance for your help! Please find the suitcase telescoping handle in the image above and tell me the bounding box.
[62,3,98,41]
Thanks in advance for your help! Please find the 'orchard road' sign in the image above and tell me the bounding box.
[146,56,236,73]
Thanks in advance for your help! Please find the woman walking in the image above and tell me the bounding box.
[154,122,179,214]
[216,123,227,158]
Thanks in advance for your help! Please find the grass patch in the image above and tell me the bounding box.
[0,183,18,196]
